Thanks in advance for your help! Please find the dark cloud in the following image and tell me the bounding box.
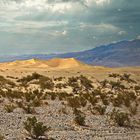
[0,0,139,55]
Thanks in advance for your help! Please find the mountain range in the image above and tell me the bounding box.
[0,39,140,67]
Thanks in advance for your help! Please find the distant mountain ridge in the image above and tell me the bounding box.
[0,39,140,67]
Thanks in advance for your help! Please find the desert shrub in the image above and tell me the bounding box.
[0,89,6,98]
[79,96,87,107]
[79,75,93,90]
[134,85,140,91]
[100,79,108,88]
[39,77,54,90]
[67,97,81,108]
[50,94,57,100]
[4,104,16,113]
[32,97,42,107]
[88,94,98,106]
[72,84,82,94]
[68,76,93,93]
[111,91,136,108]
[73,108,85,126]
[57,92,70,100]
[5,90,23,99]
[129,103,137,115]
[0,75,15,88]
[55,83,67,89]
[109,73,136,84]
[109,73,120,78]
[59,106,68,115]
[109,81,126,91]
[112,97,123,107]
[126,91,136,101]
[24,116,50,139]
[24,91,37,102]
[68,77,81,94]
[99,92,109,105]
[0,134,4,140]
[15,90,43,114]
[111,92,125,107]
[109,109,130,127]
[23,90,43,107]
[123,96,131,107]
[46,92,57,100]
[54,77,64,81]
[93,105,106,115]
[16,100,35,114]
[120,73,136,83]
[68,77,78,87]
[92,88,103,96]
[17,72,42,84]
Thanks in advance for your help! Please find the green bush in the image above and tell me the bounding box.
[0,134,4,140]
[24,116,50,139]
[17,72,42,84]
[109,109,130,127]
[94,105,106,115]
[0,75,15,88]
[17,101,35,114]
[79,75,93,90]
[129,104,137,115]
[39,77,54,90]
[73,108,85,126]
[4,104,16,113]
[67,97,81,108]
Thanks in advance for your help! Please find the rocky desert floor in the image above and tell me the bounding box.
[0,59,140,140]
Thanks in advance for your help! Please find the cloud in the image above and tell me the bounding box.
[80,23,119,32]
[84,0,110,6]
[118,31,127,35]
[49,30,68,37]
[137,35,140,40]
[0,0,139,55]
[0,19,69,34]
[62,30,68,35]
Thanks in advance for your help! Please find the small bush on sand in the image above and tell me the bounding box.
[79,75,93,91]
[0,134,4,140]
[17,72,42,85]
[24,116,50,139]
[73,108,85,126]
[109,109,130,127]
[94,105,106,115]
[4,104,16,113]
[67,97,81,108]
[129,103,137,115]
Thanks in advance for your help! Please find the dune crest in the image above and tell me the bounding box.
[0,58,86,69]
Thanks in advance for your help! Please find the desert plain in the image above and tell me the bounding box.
[0,58,139,140]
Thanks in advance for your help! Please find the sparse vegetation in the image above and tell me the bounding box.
[109,109,130,127]
[0,72,139,138]
[73,108,85,126]
[24,116,50,139]
[4,104,16,113]
[0,134,4,140]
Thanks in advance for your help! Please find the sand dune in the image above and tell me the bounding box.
[45,58,83,68]
[0,58,88,69]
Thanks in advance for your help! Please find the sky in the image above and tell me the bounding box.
[0,0,140,55]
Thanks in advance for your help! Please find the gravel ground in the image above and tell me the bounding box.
[0,99,140,140]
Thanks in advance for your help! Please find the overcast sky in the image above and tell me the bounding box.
[0,0,140,55]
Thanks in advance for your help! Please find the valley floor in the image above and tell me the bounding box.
[0,66,140,140]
